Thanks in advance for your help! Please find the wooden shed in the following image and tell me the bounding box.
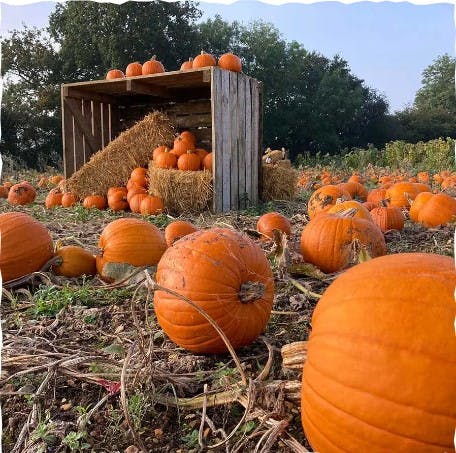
[61,67,263,212]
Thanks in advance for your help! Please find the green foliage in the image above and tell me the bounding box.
[62,431,90,450]
[182,429,199,448]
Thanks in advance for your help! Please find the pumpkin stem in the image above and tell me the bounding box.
[239,281,265,303]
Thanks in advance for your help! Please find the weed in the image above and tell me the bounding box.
[62,431,90,450]
[128,393,146,431]
[31,409,55,444]
[182,429,199,448]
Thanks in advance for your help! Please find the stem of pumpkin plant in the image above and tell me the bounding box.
[289,278,322,299]
[144,271,248,387]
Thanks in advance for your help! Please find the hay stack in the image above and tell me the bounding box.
[64,111,175,198]
[261,160,299,201]
[148,164,213,214]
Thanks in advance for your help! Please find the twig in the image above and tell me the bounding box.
[289,278,322,299]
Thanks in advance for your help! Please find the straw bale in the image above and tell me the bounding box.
[261,160,299,201]
[148,164,213,214]
[64,111,175,198]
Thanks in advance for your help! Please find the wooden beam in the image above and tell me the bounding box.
[64,98,98,153]
[63,86,119,105]
[125,79,173,98]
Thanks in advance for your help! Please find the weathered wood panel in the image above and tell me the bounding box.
[101,103,110,148]
[211,68,224,212]
[92,101,102,154]
[73,99,84,171]
[238,77,247,209]
[229,71,239,210]
[220,70,231,212]
[250,79,260,204]
[62,90,75,178]
[244,77,253,208]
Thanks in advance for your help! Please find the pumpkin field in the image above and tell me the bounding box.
[1,149,455,452]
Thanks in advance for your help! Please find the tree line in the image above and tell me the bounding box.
[1,1,455,169]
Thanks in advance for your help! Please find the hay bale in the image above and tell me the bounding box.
[148,164,213,214]
[64,111,175,198]
[261,160,299,201]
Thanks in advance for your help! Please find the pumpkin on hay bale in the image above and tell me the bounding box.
[64,111,175,199]
[261,159,299,202]
[148,162,213,214]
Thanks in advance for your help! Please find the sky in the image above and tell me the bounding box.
[0,0,454,113]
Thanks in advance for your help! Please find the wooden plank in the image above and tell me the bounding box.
[109,104,120,141]
[64,98,97,154]
[62,88,75,178]
[211,68,223,212]
[221,70,231,212]
[238,76,247,210]
[244,77,252,208]
[257,82,264,203]
[92,101,102,154]
[126,79,173,98]
[73,99,85,171]
[250,79,260,205]
[82,99,92,163]
[229,71,239,210]
[174,113,212,129]
[167,100,211,115]
[63,86,119,105]
[101,103,110,148]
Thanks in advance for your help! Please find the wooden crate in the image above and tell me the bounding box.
[61,67,263,212]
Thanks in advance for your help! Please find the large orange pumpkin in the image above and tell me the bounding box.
[410,192,456,227]
[301,253,456,453]
[386,182,431,208]
[256,212,291,239]
[218,52,242,72]
[52,245,97,278]
[154,228,274,353]
[300,210,386,273]
[45,188,63,208]
[83,195,106,210]
[326,200,373,222]
[139,195,164,216]
[142,56,165,75]
[307,185,351,219]
[96,218,167,280]
[370,204,405,232]
[0,212,54,282]
[192,51,217,68]
[106,69,125,80]
[8,182,36,205]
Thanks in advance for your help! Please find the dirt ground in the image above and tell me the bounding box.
[1,183,453,452]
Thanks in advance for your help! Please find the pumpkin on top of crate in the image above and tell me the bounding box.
[125,61,143,77]
[192,51,216,68]
[180,58,193,70]
[142,56,165,75]
[106,69,125,80]
[218,52,242,72]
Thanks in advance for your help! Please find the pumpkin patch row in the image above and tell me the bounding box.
[106,50,242,80]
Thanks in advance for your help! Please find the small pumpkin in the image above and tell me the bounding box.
[301,253,456,453]
[108,190,129,212]
[180,58,193,70]
[192,51,217,68]
[107,186,128,198]
[38,176,49,188]
[52,245,97,278]
[125,61,143,77]
[172,136,194,157]
[139,195,164,216]
[142,56,165,75]
[307,185,351,219]
[49,175,64,186]
[152,145,168,161]
[300,209,386,274]
[130,167,148,187]
[127,186,147,203]
[177,150,201,171]
[218,52,242,72]
[45,188,63,208]
[195,148,209,162]
[8,181,37,205]
[179,130,197,147]
[155,149,178,169]
[154,228,274,353]
[367,187,389,205]
[337,181,368,201]
[83,195,106,210]
[164,220,198,247]
[129,193,149,213]
[0,212,54,282]
[0,186,9,198]
[202,152,213,172]
[326,200,373,222]
[61,192,78,208]
[257,212,291,240]
[96,218,167,281]
[370,203,405,232]
[106,69,125,80]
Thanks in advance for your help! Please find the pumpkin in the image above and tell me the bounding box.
[367,187,389,205]
[52,245,97,277]
[180,58,193,70]
[155,149,178,169]
[300,210,386,274]
[108,190,129,212]
[50,175,64,186]
[218,52,242,72]
[106,69,125,80]
[195,148,209,162]
[154,228,274,353]
[164,220,198,247]
[130,167,148,187]
[326,200,373,222]
[386,182,431,208]
[3,181,12,189]
[192,51,217,68]
[337,181,368,201]
[347,174,364,184]
[301,253,456,453]
[370,204,405,232]
[0,212,54,282]
[107,186,128,198]
[96,218,167,280]
[142,56,165,75]
[410,192,456,227]
[202,152,213,171]
[61,192,78,208]
[362,201,378,211]
[83,195,106,210]
[37,176,49,188]
[307,185,351,219]
[177,150,201,171]
[172,136,194,157]
[179,130,197,147]
[127,186,147,203]
[126,178,140,191]
[45,188,63,208]
[125,61,143,77]
[8,182,37,205]
[0,186,9,198]
[139,195,164,216]
[152,145,168,161]
[257,212,291,240]
[129,193,149,213]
